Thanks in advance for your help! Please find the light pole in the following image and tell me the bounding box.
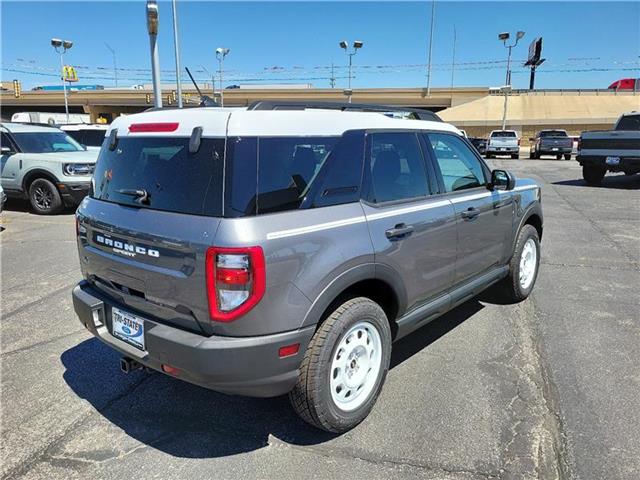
[498,31,524,131]
[498,30,525,86]
[201,65,215,96]
[51,38,72,123]
[104,43,118,88]
[146,0,162,108]
[171,0,183,108]
[216,47,230,107]
[426,0,436,96]
[339,40,363,103]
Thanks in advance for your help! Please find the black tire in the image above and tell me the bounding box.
[529,151,534,159]
[485,153,492,159]
[289,297,392,433]
[564,154,572,160]
[503,224,540,302]
[583,165,606,186]
[28,178,63,215]
[511,154,519,159]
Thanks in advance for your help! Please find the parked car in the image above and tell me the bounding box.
[577,111,640,185]
[469,136,487,155]
[60,123,108,149]
[529,130,573,160]
[486,130,520,159]
[0,184,5,214]
[72,108,543,433]
[0,123,98,214]
[11,111,90,125]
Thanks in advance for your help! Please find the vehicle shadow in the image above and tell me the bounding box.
[2,198,77,214]
[553,173,640,190]
[61,293,490,459]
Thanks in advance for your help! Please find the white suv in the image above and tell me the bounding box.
[1,123,99,214]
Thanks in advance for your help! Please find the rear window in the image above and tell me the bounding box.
[491,131,517,138]
[539,130,567,137]
[92,137,224,216]
[616,115,640,131]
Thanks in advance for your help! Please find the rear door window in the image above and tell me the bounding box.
[92,136,224,216]
[366,132,429,203]
[491,131,517,138]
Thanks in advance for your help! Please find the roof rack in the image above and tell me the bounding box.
[246,100,442,122]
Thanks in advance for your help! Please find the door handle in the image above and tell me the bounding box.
[461,207,480,220]
[385,223,414,239]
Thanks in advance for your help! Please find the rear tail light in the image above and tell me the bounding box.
[518,138,521,146]
[128,122,179,133]
[205,246,266,322]
[577,137,582,152]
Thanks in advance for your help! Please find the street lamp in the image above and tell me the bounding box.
[51,37,73,123]
[171,0,183,108]
[499,30,525,86]
[104,43,118,88]
[146,0,162,108]
[216,47,230,107]
[340,40,364,103]
[497,31,524,131]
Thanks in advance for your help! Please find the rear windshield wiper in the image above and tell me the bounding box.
[117,188,150,204]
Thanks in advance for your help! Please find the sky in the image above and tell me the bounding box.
[1,1,639,91]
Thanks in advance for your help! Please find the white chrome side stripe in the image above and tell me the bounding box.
[266,185,539,239]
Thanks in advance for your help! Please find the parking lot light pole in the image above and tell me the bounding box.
[340,40,363,103]
[499,30,525,86]
[104,43,118,88]
[171,0,183,108]
[50,38,72,123]
[216,48,230,107]
[146,0,162,109]
[500,84,512,130]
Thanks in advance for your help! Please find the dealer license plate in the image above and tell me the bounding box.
[112,307,146,350]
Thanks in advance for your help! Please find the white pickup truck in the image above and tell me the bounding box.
[485,130,520,159]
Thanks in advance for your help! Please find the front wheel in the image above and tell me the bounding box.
[511,154,519,159]
[564,154,572,160]
[28,178,63,215]
[583,165,606,186]
[503,224,540,302]
[289,297,392,433]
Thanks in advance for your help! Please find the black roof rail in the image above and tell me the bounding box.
[246,100,443,122]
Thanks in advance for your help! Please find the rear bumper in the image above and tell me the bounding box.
[72,281,315,397]
[577,155,640,172]
[486,146,519,154]
[538,147,572,155]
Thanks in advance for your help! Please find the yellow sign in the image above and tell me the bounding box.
[62,65,78,82]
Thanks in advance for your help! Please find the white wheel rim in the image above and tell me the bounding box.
[329,321,383,412]
[519,238,538,290]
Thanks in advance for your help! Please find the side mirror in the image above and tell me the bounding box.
[490,169,516,191]
[1,146,14,155]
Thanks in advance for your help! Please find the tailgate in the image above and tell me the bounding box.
[541,137,572,148]
[78,200,220,334]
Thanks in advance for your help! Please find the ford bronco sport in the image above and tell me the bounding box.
[72,107,543,433]
[1,122,98,214]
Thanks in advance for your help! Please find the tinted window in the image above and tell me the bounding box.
[616,115,640,131]
[426,133,486,192]
[368,132,429,203]
[256,136,339,214]
[92,137,224,216]
[12,131,83,153]
[490,131,517,138]
[539,130,567,137]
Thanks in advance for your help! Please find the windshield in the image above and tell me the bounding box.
[92,137,224,216]
[12,131,84,153]
[540,130,567,137]
[491,131,517,138]
[616,115,640,131]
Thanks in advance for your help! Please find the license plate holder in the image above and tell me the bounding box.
[606,156,620,166]
[112,307,146,350]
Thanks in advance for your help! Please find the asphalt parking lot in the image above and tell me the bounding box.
[2,159,639,480]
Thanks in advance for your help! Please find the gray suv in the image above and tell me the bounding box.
[72,108,543,432]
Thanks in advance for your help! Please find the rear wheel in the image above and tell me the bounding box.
[556,154,562,160]
[583,165,606,186]
[503,224,540,302]
[511,154,519,159]
[28,178,63,215]
[289,297,392,433]
[564,154,572,160]
[485,153,493,159]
